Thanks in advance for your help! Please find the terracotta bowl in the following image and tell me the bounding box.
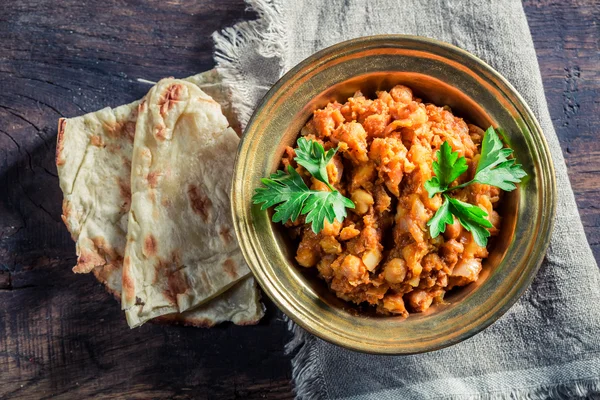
[231,35,556,354]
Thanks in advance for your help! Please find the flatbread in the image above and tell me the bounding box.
[122,78,250,327]
[184,70,242,136]
[156,277,262,327]
[56,70,263,327]
[57,101,138,274]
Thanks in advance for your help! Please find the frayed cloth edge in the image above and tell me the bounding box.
[285,316,329,400]
[212,0,287,129]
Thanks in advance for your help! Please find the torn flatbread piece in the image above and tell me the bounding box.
[57,101,138,274]
[156,277,263,327]
[56,70,263,327]
[122,78,250,327]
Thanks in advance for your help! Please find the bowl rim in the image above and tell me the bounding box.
[232,34,557,354]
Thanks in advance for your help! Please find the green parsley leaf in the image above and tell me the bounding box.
[467,127,527,191]
[447,196,493,247]
[302,190,355,233]
[424,141,468,198]
[428,195,493,247]
[476,127,512,173]
[294,137,338,189]
[425,126,526,247]
[472,159,528,191]
[427,198,454,238]
[252,166,309,211]
[252,161,355,234]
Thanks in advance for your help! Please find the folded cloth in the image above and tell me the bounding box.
[214,1,600,398]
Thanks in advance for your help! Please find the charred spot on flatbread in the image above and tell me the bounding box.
[146,171,162,188]
[171,250,182,266]
[74,246,105,273]
[74,236,121,274]
[104,119,137,143]
[90,135,105,147]
[222,258,238,279]
[117,177,131,212]
[123,120,136,143]
[122,256,136,300]
[151,258,189,305]
[92,236,118,260]
[219,226,233,245]
[159,84,185,117]
[187,184,212,222]
[155,126,169,141]
[167,270,189,300]
[92,262,123,299]
[122,156,131,170]
[143,235,158,257]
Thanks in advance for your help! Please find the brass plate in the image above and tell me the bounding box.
[232,35,556,354]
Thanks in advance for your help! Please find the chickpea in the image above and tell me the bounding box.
[462,231,488,259]
[339,225,360,241]
[478,195,493,215]
[389,85,413,104]
[326,155,344,185]
[422,192,442,210]
[362,248,382,271]
[383,258,407,284]
[406,289,434,312]
[296,229,320,267]
[351,189,374,215]
[319,236,342,255]
[407,275,420,287]
[311,178,330,192]
[443,217,462,240]
[321,219,342,236]
[296,246,319,267]
[422,253,444,272]
[339,255,367,286]
[440,239,464,268]
[352,161,376,189]
[381,293,408,317]
[401,242,427,274]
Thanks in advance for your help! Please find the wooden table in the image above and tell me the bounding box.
[0,1,598,398]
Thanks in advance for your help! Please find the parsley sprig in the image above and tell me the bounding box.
[252,138,355,233]
[426,127,527,247]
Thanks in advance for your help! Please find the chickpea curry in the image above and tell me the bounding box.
[253,85,526,317]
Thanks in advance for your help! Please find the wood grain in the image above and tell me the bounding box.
[523,0,600,260]
[0,0,598,399]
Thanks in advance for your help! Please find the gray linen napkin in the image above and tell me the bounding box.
[213,1,600,398]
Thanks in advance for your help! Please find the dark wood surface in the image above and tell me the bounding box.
[0,1,598,398]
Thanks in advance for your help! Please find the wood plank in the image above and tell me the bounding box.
[523,0,600,259]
